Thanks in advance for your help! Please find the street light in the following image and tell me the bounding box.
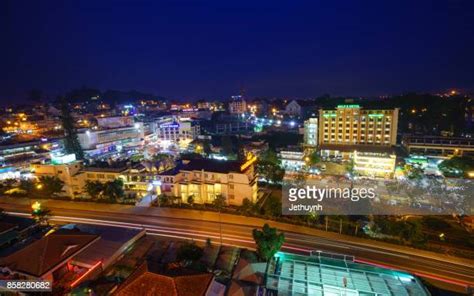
[31,201,41,212]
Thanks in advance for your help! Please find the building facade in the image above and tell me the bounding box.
[229,96,247,115]
[304,118,318,148]
[353,150,396,179]
[77,123,145,158]
[318,105,398,147]
[401,135,474,157]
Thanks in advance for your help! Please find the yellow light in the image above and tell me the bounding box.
[468,171,474,178]
[31,201,41,211]
[305,157,310,162]
[6,121,11,124]
[411,109,416,114]
[240,155,257,171]
[36,184,43,190]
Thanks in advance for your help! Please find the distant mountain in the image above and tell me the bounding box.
[61,86,168,104]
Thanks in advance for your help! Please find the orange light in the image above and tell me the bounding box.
[240,155,257,171]
[31,201,41,211]
[70,260,102,287]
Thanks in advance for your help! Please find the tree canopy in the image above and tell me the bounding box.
[252,223,285,261]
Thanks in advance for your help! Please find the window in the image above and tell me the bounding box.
[97,174,105,179]
[229,174,233,180]
[57,170,63,174]
[228,194,235,200]
[229,184,234,189]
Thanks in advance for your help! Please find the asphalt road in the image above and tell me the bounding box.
[3,204,473,294]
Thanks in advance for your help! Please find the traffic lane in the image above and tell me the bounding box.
[4,206,473,286]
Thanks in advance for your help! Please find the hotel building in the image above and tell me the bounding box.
[318,105,399,178]
[318,105,398,147]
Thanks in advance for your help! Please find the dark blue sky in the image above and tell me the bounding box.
[1,0,474,102]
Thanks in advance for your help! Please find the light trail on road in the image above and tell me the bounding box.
[4,209,473,292]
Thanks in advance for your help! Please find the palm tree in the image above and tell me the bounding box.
[32,207,52,226]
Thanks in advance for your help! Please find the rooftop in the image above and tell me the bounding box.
[266,252,428,296]
[0,229,99,278]
[179,158,245,174]
[115,262,213,296]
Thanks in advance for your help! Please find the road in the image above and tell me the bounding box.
[2,202,473,293]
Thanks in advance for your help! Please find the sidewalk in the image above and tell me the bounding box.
[1,196,473,268]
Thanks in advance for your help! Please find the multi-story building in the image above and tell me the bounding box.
[172,157,257,206]
[304,118,318,148]
[229,95,247,115]
[31,154,83,196]
[153,116,200,149]
[279,149,305,172]
[319,105,398,147]
[401,135,474,157]
[353,150,396,179]
[316,105,399,178]
[77,122,145,158]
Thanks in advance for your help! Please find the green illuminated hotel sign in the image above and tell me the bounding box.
[368,113,384,118]
[322,113,337,118]
[337,104,360,109]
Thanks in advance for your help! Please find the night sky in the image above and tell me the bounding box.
[1,0,474,102]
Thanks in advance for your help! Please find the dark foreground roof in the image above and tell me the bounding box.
[0,229,99,277]
[115,262,212,296]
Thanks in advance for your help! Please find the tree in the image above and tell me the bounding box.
[439,156,474,177]
[221,136,234,156]
[212,194,226,245]
[60,99,84,160]
[104,179,125,201]
[240,198,257,215]
[405,164,423,180]
[263,195,282,218]
[308,151,321,165]
[158,194,169,206]
[39,176,64,197]
[32,207,51,225]
[212,194,227,209]
[202,140,212,155]
[177,241,204,262]
[19,179,35,194]
[187,195,195,206]
[84,180,104,199]
[252,223,285,262]
[257,149,285,184]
